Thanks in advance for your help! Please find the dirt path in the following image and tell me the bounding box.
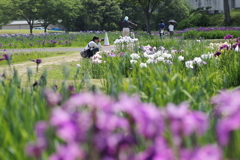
[0,46,115,76]
[0,52,81,76]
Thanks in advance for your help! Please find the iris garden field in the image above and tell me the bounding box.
[1,29,240,160]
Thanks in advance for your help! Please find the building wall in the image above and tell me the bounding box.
[2,24,62,30]
[2,24,29,30]
[236,0,240,8]
[188,0,240,13]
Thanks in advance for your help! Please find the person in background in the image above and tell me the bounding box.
[85,36,103,58]
[168,22,174,38]
[159,20,165,39]
[122,16,137,37]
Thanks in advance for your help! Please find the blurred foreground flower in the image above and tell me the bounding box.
[44,89,62,107]
[212,89,240,146]
[26,92,223,160]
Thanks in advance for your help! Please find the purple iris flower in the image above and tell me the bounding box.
[25,140,46,158]
[118,52,125,56]
[214,51,221,57]
[224,34,234,40]
[32,81,39,87]
[48,143,85,160]
[0,54,11,61]
[233,43,240,49]
[109,52,116,57]
[219,44,229,51]
[189,144,222,160]
[44,89,62,107]
[35,121,48,138]
[30,59,42,72]
[30,59,42,64]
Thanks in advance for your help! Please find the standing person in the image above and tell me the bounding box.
[159,20,165,39]
[122,16,137,37]
[168,22,174,38]
[84,36,103,58]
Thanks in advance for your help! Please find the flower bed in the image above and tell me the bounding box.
[176,27,240,39]
[1,34,240,159]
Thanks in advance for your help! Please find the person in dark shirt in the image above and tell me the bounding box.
[122,16,137,37]
[159,20,165,39]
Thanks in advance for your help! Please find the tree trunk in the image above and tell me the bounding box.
[43,23,50,33]
[119,18,122,31]
[145,12,151,34]
[224,0,231,25]
[100,23,104,31]
[30,24,33,34]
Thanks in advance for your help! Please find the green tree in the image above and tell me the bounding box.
[10,0,42,34]
[96,0,122,30]
[0,0,14,27]
[37,0,60,32]
[182,0,193,11]
[156,0,189,25]
[74,0,121,31]
[57,0,82,32]
[76,0,99,31]
[121,0,165,34]
[119,2,144,31]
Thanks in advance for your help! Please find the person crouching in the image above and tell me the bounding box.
[85,36,103,58]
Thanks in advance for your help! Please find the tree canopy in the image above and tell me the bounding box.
[0,0,193,33]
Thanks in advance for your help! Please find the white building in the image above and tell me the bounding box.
[188,0,240,13]
[2,20,63,30]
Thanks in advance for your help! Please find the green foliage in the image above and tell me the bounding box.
[56,0,82,32]
[181,30,240,39]
[37,0,61,32]
[209,8,240,27]
[96,0,122,30]
[154,0,189,29]
[0,0,14,26]
[178,8,211,30]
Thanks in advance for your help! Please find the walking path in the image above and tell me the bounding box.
[5,46,115,53]
[0,45,115,76]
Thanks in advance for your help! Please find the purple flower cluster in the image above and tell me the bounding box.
[26,92,223,160]
[214,34,240,57]
[108,52,125,57]
[49,39,57,44]
[177,27,240,34]
[140,45,157,54]
[212,89,240,146]
[79,31,105,34]
[219,44,229,51]
[0,33,75,48]
[224,34,234,40]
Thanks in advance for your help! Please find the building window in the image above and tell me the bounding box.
[195,0,197,2]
